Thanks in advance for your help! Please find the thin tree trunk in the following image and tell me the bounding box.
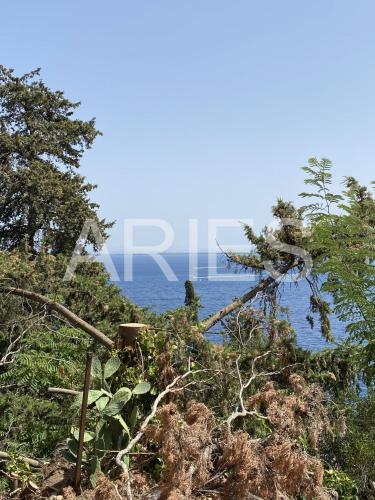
[1,287,114,349]
[200,261,297,333]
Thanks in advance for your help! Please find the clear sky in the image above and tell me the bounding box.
[1,1,375,251]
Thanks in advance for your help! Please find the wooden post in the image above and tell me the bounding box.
[116,323,148,349]
[74,352,93,493]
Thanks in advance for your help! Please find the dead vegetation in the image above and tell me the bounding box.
[144,402,214,499]
[5,374,337,499]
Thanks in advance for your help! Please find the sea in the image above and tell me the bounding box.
[109,253,346,351]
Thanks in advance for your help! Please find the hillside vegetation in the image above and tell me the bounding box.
[1,66,374,499]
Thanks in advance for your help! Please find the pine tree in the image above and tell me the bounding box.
[0,65,112,254]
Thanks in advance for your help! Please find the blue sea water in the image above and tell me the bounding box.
[109,253,346,351]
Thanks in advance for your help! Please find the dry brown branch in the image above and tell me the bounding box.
[145,402,214,498]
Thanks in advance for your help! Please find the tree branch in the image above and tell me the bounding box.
[0,287,114,350]
[0,451,41,468]
[201,261,298,333]
[226,351,302,429]
[48,387,80,395]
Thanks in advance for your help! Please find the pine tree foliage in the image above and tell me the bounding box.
[0,65,112,254]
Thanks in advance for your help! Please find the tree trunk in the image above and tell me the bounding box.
[201,261,297,332]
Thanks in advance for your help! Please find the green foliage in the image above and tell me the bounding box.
[103,356,122,380]
[4,453,33,485]
[309,294,333,342]
[0,476,9,493]
[66,356,152,486]
[227,198,307,274]
[0,63,132,465]
[0,252,144,459]
[133,382,151,395]
[324,469,359,499]
[301,159,375,382]
[0,65,112,254]
[0,393,68,457]
[304,343,362,393]
[323,390,375,498]
[184,280,200,322]
[300,157,343,217]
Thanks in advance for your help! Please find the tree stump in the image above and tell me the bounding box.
[117,323,148,349]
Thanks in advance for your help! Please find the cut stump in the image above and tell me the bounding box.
[117,323,149,349]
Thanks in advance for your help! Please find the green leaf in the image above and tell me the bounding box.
[61,449,77,464]
[96,419,106,436]
[96,426,112,458]
[71,427,95,442]
[71,390,104,409]
[89,456,101,488]
[87,390,105,405]
[67,438,78,457]
[115,415,130,435]
[91,356,103,380]
[129,404,139,431]
[133,382,151,395]
[95,396,110,411]
[104,356,121,379]
[101,389,112,397]
[103,388,132,416]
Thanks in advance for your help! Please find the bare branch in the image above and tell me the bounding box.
[0,287,114,349]
[0,318,41,367]
[48,387,80,396]
[226,351,302,429]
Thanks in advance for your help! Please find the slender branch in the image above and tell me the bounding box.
[226,351,272,429]
[116,369,200,470]
[226,350,302,429]
[48,387,80,396]
[0,384,18,390]
[0,287,114,349]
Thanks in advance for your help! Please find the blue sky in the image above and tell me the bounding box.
[2,1,375,251]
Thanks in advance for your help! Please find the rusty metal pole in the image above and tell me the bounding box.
[74,352,93,492]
